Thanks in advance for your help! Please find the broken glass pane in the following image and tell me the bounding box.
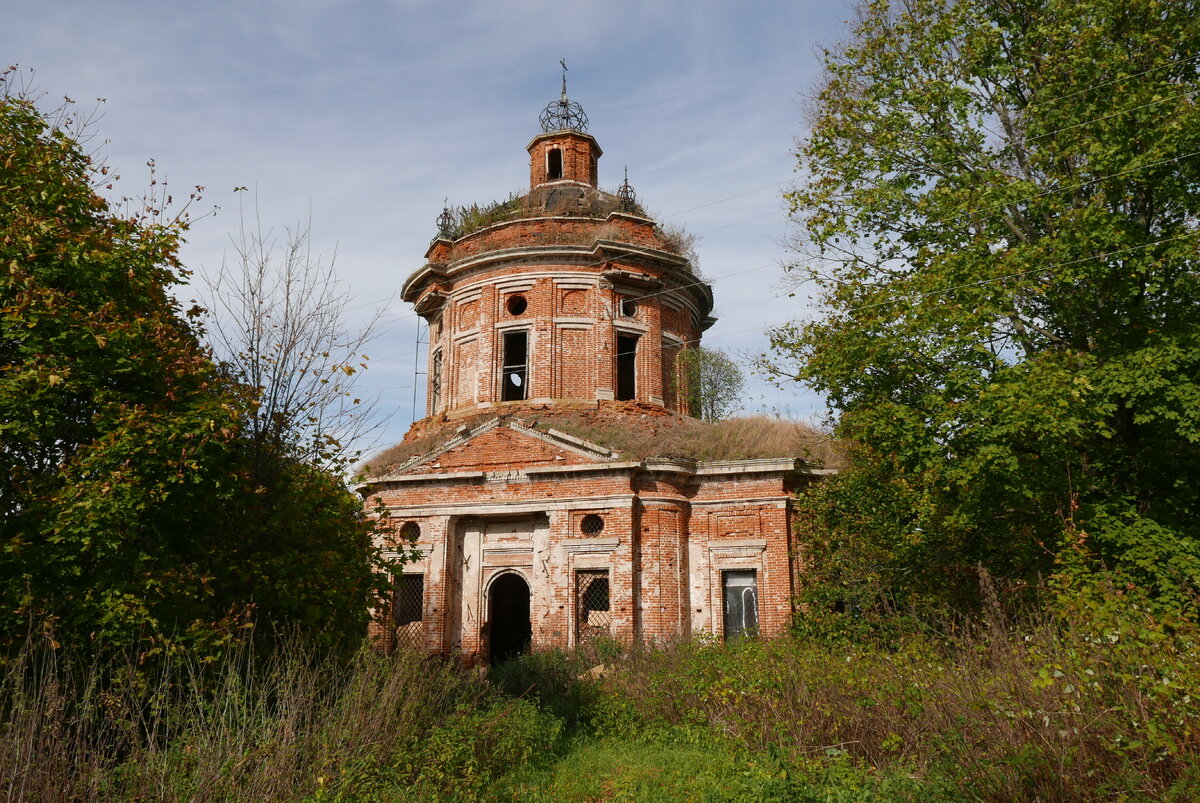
[722,570,758,641]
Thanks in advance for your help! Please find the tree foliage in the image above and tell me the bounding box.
[773,0,1200,609]
[682,346,745,422]
[0,76,388,657]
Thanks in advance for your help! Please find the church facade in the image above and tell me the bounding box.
[360,83,824,662]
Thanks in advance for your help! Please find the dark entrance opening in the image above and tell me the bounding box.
[547,148,563,180]
[501,331,528,401]
[616,334,638,401]
[488,573,531,665]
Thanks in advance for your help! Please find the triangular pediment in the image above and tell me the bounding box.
[380,418,617,478]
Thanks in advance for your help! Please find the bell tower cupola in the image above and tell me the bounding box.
[404,66,715,421]
[528,63,601,189]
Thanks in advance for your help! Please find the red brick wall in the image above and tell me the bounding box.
[527,131,601,188]
[420,257,701,416]
[364,432,810,657]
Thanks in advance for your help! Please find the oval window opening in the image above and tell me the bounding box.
[507,294,528,315]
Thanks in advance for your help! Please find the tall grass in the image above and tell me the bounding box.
[600,598,1200,800]
[0,640,558,801]
[6,589,1198,800]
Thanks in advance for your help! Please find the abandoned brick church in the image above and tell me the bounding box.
[360,80,827,663]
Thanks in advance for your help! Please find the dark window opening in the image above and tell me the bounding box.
[580,514,605,535]
[619,297,638,318]
[430,349,442,413]
[393,574,424,625]
[547,148,563,180]
[576,570,612,641]
[616,334,638,401]
[502,331,528,401]
[722,570,758,642]
[506,294,528,316]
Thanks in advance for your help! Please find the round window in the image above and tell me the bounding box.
[580,514,605,536]
[399,521,421,541]
[620,298,638,318]
[506,294,528,315]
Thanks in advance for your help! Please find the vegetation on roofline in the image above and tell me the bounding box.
[438,188,700,271]
[442,188,647,240]
[360,412,842,477]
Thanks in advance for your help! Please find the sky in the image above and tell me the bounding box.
[4,0,858,455]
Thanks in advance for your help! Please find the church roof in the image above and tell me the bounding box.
[361,406,843,479]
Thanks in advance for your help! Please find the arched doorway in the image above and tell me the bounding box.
[488,572,531,666]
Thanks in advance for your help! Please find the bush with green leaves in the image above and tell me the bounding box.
[0,75,387,658]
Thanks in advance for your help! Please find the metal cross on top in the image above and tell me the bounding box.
[540,59,589,133]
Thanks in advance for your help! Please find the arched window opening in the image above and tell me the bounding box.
[547,148,563,180]
[488,573,531,665]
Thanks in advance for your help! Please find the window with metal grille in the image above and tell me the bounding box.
[722,570,758,641]
[576,570,611,641]
[580,514,605,536]
[393,574,425,650]
[430,349,442,413]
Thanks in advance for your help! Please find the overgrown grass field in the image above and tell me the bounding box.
[4,594,1199,800]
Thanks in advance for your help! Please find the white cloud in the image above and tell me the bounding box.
[3,0,853,451]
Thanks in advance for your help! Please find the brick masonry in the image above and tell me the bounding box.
[361,112,821,661]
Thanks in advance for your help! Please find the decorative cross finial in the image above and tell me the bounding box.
[618,166,638,212]
[436,198,455,237]
[539,60,589,133]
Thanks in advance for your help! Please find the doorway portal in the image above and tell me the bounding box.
[488,573,531,665]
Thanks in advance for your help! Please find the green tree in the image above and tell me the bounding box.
[0,76,386,656]
[772,0,1200,610]
[682,346,745,422]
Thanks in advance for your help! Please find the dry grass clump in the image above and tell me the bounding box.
[542,413,843,467]
[358,429,449,477]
